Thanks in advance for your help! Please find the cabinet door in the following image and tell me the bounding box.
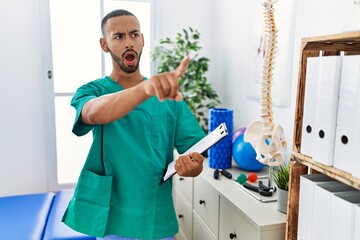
[193,212,217,240]
[219,196,259,240]
[174,190,193,240]
[173,174,193,206]
[174,229,187,240]
[219,196,285,240]
[193,176,219,237]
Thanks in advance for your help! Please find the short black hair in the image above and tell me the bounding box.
[101,9,138,36]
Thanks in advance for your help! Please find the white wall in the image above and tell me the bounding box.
[154,0,360,160]
[0,0,51,196]
[0,0,359,196]
[153,0,220,94]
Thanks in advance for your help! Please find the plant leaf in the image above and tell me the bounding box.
[150,27,221,131]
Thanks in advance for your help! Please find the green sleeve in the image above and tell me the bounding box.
[70,83,99,136]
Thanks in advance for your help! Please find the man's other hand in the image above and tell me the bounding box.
[175,152,204,177]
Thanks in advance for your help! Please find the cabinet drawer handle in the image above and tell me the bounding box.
[178,214,184,219]
[199,200,205,205]
[179,177,184,181]
[229,233,237,239]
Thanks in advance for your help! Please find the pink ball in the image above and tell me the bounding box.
[232,127,246,143]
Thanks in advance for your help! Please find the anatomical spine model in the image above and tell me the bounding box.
[244,0,287,166]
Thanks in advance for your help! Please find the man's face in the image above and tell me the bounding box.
[103,15,144,73]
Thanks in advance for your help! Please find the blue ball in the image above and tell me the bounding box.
[232,133,265,171]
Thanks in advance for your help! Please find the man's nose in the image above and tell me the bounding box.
[125,36,133,49]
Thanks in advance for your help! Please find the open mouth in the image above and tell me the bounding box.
[124,51,137,65]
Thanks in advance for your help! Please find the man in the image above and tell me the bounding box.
[62,9,206,240]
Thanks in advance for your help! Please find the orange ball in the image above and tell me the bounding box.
[247,172,258,183]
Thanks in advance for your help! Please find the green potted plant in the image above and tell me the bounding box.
[151,27,220,132]
[270,164,290,213]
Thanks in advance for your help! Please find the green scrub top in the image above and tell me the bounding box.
[62,76,205,239]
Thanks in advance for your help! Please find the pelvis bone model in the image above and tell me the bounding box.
[244,0,287,166]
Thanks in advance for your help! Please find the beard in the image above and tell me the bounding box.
[109,49,142,74]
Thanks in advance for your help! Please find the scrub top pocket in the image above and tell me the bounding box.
[62,169,114,237]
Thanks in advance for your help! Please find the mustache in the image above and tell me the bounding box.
[122,49,138,58]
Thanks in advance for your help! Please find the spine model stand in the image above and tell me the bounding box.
[244,0,287,166]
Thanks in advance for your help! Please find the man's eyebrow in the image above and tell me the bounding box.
[112,29,139,36]
[112,32,124,36]
[129,29,140,34]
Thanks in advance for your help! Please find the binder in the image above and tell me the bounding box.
[354,204,360,240]
[329,191,360,240]
[160,122,228,184]
[333,55,360,178]
[312,56,342,166]
[297,174,335,240]
[301,57,321,157]
[311,181,355,240]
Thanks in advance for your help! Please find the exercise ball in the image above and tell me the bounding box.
[232,127,246,143]
[232,133,265,171]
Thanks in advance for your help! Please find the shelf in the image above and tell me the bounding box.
[287,31,360,240]
[293,31,360,154]
[292,151,360,190]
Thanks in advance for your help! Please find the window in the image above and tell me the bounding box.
[49,0,151,185]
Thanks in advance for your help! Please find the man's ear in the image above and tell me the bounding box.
[141,33,145,47]
[100,37,109,53]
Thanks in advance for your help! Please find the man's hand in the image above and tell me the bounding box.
[175,152,204,177]
[143,56,190,101]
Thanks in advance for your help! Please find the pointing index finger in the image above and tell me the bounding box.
[174,56,190,79]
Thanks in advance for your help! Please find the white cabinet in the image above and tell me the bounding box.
[193,212,217,240]
[193,176,219,237]
[173,159,286,240]
[219,196,258,240]
[174,189,193,240]
[175,230,187,240]
[219,196,285,240]
[173,174,193,206]
[173,174,194,240]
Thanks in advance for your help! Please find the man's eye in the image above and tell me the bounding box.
[115,35,123,39]
[132,33,139,38]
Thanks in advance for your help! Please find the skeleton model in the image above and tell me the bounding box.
[244,0,287,166]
